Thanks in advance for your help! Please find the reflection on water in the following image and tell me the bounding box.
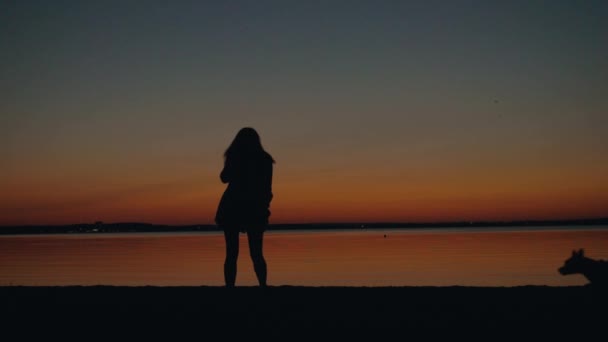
[1,227,607,286]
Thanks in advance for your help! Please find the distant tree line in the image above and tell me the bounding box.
[1,218,607,235]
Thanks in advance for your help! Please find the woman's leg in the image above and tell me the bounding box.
[223,229,239,287]
[247,229,267,287]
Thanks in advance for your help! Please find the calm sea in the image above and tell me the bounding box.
[1,226,607,287]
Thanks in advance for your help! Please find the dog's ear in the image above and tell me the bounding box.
[572,250,577,256]
[579,249,585,257]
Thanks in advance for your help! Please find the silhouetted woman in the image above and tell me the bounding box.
[215,127,274,287]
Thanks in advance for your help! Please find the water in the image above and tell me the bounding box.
[1,226,607,286]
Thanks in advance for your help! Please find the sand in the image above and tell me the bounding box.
[1,285,605,340]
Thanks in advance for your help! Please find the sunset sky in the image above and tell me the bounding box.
[1,1,607,225]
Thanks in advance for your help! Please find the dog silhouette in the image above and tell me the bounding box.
[558,249,608,286]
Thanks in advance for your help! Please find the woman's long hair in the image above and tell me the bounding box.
[224,127,275,163]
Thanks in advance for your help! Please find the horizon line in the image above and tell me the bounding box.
[2,216,608,228]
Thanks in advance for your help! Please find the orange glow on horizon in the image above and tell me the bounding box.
[1,180,606,225]
[1,153,607,225]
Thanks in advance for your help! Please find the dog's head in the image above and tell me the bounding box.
[558,249,585,275]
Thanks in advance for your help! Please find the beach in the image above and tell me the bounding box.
[2,285,605,340]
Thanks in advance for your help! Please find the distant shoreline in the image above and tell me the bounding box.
[1,217,607,235]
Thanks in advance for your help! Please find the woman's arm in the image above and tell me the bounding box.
[220,159,232,183]
[263,160,273,203]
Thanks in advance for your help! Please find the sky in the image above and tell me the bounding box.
[1,1,607,225]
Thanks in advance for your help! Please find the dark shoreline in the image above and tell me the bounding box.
[1,217,607,235]
[2,285,606,339]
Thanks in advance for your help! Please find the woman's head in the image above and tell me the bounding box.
[224,127,274,162]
